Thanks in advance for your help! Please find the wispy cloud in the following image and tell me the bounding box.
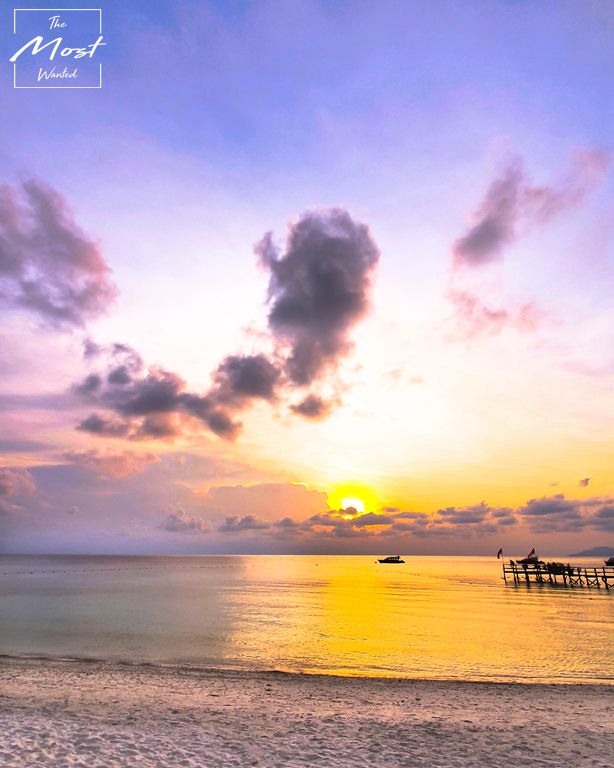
[0,180,117,327]
[453,151,609,269]
[447,151,609,339]
[62,448,159,479]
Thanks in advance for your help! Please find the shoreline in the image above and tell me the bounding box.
[1,651,612,687]
[1,656,613,767]
[0,653,614,689]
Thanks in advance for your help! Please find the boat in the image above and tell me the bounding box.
[518,548,543,566]
[518,556,544,566]
[378,555,405,564]
[545,561,568,575]
[605,557,614,566]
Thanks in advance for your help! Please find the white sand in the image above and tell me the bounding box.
[0,658,612,767]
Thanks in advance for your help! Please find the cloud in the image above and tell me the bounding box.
[453,164,522,268]
[62,448,159,479]
[75,343,270,440]
[453,151,609,269]
[0,467,36,497]
[274,516,300,529]
[0,179,117,327]
[446,290,538,340]
[448,151,609,338]
[212,354,281,405]
[579,477,591,487]
[77,411,183,440]
[516,493,614,533]
[257,207,380,386]
[74,208,379,440]
[218,514,270,532]
[195,482,329,522]
[286,502,519,541]
[517,494,580,518]
[160,509,211,533]
[289,394,332,420]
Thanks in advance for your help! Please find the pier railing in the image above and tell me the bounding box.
[502,562,614,588]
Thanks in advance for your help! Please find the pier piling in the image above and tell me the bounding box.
[502,562,613,588]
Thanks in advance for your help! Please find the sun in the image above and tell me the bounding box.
[340,496,365,514]
[328,485,381,515]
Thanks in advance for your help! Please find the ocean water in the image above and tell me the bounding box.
[0,555,613,683]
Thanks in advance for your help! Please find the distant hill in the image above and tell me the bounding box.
[568,546,614,557]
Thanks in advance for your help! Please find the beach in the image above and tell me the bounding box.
[0,657,612,767]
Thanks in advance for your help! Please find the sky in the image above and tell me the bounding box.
[1,0,614,555]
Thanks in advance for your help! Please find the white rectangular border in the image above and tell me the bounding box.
[13,8,102,88]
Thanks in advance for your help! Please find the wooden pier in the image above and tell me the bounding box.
[503,561,614,588]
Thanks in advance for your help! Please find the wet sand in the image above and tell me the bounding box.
[0,657,612,767]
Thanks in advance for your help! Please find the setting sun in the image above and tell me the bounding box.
[340,497,365,513]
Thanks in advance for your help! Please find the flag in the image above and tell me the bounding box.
[497,548,503,559]
[527,547,535,558]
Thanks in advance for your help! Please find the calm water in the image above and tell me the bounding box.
[0,555,613,683]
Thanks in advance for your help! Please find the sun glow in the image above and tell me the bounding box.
[328,485,381,514]
[340,497,365,514]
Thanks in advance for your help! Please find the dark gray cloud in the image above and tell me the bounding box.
[0,179,117,327]
[75,209,380,439]
[289,394,332,420]
[257,208,380,387]
[212,354,281,405]
[274,516,301,529]
[517,494,580,518]
[77,413,134,438]
[579,477,591,487]
[219,514,270,532]
[75,343,280,440]
[515,493,614,533]
[453,164,522,267]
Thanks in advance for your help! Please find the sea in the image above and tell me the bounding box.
[1,555,613,684]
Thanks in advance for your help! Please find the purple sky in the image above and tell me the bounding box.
[1,0,613,555]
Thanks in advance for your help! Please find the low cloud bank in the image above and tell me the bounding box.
[159,493,614,540]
